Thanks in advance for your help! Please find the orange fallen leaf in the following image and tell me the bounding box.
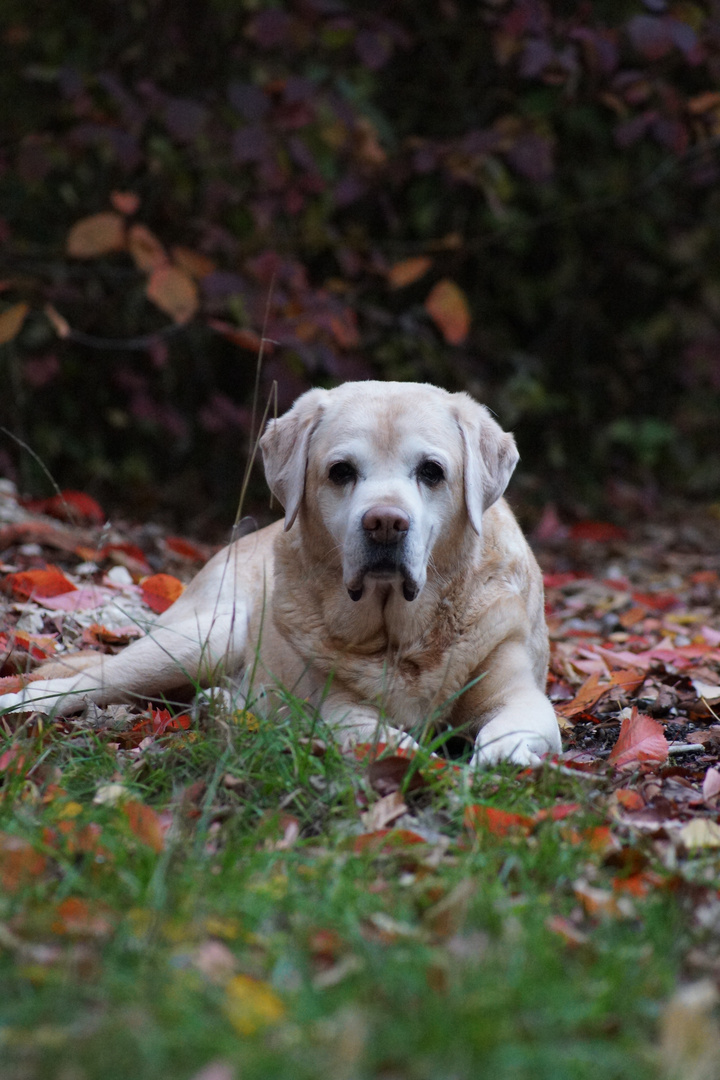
[24,489,105,525]
[424,278,471,345]
[171,245,217,280]
[615,788,645,811]
[545,914,589,946]
[5,565,77,599]
[50,896,115,938]
[0,301,29,345]
[164,536,208,562]
[463,804,535,836]
[0,833,46,892]
[140,573,184,613]
[67,212,126,258]
[387,256,432,289]
[351,828,428,854]
[124,800,165,853]
[608,707,669,769]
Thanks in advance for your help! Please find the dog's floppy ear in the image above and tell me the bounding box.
[454,394,519,536]
[260,388,328,530]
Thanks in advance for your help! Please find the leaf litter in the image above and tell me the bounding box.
[1,484,720,1073]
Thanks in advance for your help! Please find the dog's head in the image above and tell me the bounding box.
[260,382,518,602]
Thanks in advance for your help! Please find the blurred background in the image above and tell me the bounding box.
[1,0,720,535]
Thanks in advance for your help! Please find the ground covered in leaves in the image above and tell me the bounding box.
[1,485,720,1080]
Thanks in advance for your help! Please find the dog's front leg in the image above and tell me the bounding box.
[320,698,422,756]
[463,642,562,768]
[0,604,248,717]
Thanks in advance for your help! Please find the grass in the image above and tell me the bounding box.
[0,692,689,1080]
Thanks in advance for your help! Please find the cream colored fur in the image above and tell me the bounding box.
[0,382,561,766]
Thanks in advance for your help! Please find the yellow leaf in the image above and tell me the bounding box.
[678,818,720,850]
[387,256,432,290]
[67,212,126,258]
[223,974,285,1035]
[57,801,83,820]
[128,223,168,273]
[424,279,471,345]
[0,302,29,345]
[146,265,199,325]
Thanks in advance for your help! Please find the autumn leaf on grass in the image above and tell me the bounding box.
[0,301,29,345]
[463,805,535,837]
[387,256,432,289]
[223,974,285,1035]
[424,279,471,345]
[140,573,184,613]
[0,833,46,892]
[67,212,126,258]
[5,565,77,600]
[146,264,199,324]
[608,707,669,769]
[123,800,165,853]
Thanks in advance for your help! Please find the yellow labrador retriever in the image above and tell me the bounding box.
[0,382,561,766]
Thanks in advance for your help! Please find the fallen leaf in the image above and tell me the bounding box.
[387,256,432,289]
[573,879,626,918]
[171,246,217,280]
[67,212,125,258]
[164,536,208,562]
[351,829,428,854]
[110,191,140,215]
[424,279,471,345]
[128,223,168,272]
[362,791,408,831]
[568,521,628,542]
[463,805,535,837]
[146,265,199,324]
[223,974,285,1035]
[678,818,720,850]
[693,679,720,704]
[545,914,589,946]
[123,801,165,853]
[140,573,184,613]
[702,767,720,806]
[0,302,29,345]
[24,490,105,526]
[0,834,46,892]
[5,565,77,600]
[660,980,720,1080]
[608,708,669,769]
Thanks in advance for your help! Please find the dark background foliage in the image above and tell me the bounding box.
[2,0,720,531]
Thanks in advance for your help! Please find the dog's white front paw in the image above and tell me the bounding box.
[0,688,52,715]
[470,708,561,769]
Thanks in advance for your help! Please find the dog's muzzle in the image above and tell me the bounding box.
[346,505,419,602]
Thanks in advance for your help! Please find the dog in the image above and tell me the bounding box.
[0,381,561,766]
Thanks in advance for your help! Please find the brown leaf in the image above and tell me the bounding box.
[367,754,427,796]
[128,223,168,272]
[171,245,217,280]
[0,302,29,345]
[608,707,669,768]
[0,834,46,892]
[67,212,126,258]
[387,256,432,289]
[362,791,408,831]
[702,766,720,806]
[424,279,471,345]
[146,265,199,324]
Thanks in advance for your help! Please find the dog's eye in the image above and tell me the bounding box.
[328,461,357,486]
[417,460,445,486]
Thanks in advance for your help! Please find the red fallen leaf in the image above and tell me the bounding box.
[164,536,208,562]
[208,319,271,355]
[132,707,191,736]
[611,871,663,898]
[545,914,589,947]
[367,755,428,796]
[630,591,678,612]
[464,805,535,836]
[608,707,669,769]
[140,573,184,613]
[123,801,165,853]
[110,191,140,215]
[5,565,77,599]
[353,742,402,762]
[67,211,126,258]
[351,828,428,854]
[425,279,471,345]
[23,490,105,525]
[387,256,433,289]
[0,630,57,661]
[0,746,26,775]
[568,521,628,542]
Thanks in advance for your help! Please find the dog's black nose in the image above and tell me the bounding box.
[361,505,410,545]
